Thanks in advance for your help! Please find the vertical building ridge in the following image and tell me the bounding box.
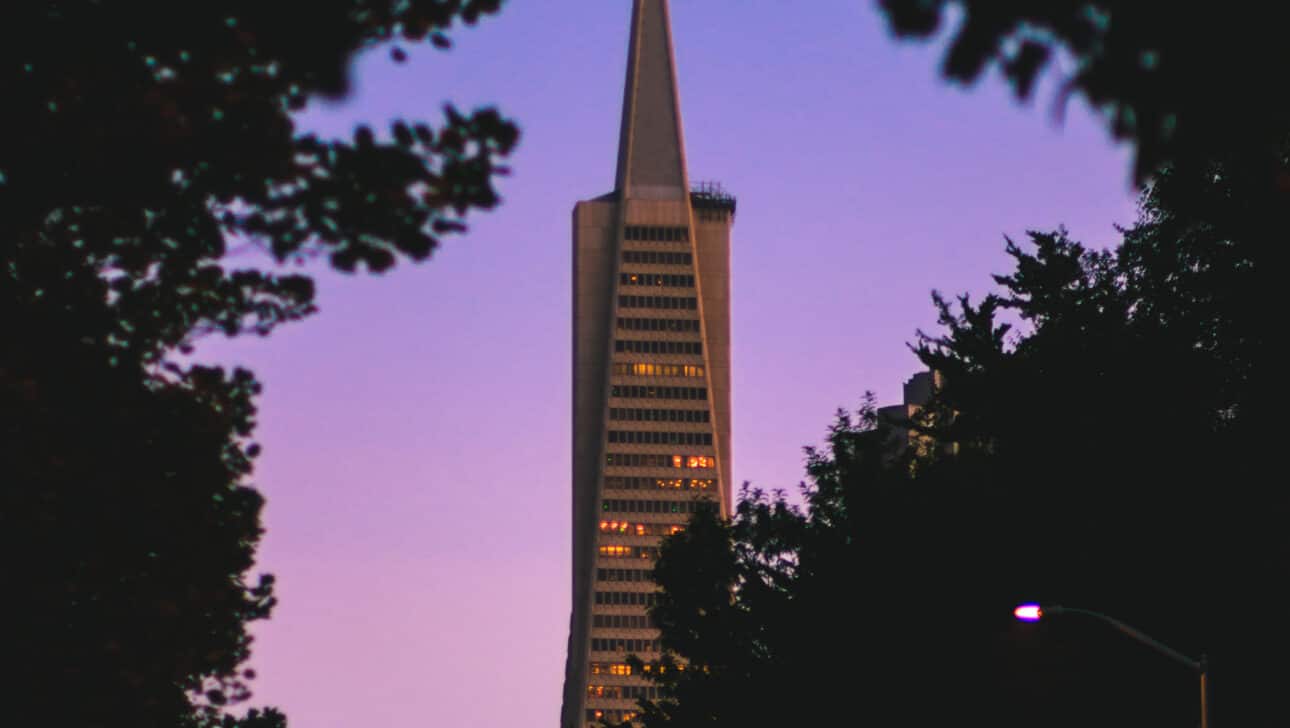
[564,2,735,726]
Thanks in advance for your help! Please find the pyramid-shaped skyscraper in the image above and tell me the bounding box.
[562,1,735,725]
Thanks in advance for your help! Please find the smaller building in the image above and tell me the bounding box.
[877,370,955,461]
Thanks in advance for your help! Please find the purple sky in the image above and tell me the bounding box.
[196,2,1138,726]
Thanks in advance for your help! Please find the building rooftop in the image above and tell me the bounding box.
[690,181,737,216]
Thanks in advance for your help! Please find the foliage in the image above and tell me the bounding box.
[1,2,517,725]
[622,403,1023,727]
[875,0,1290,185]
[204,708,289,728]
[631,155,1282,726]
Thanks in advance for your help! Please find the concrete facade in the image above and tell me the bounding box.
[561,2,734,726]
[878,370,957,461]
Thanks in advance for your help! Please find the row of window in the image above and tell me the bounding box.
[618,317,700,332]
[619,295,697,310]
[612,362,704,378]
[590,637,662,653]
[587,685,663,700]
[611,384,706,400]
[588,661,694,676]
[625,225,689,242]
[589,663,636,677]
[587,708,639,723]
[608,430,713,446]
[602,499,714,515]
[621,272,695,288]
[600,520,686,537]
[599,545,662,559]
[598,568,655,583]
[593,614,655,630]
[622,250,692,266]
[615,339,702,355]
[605,453,715,469]
[610,407,709,424]
[605,477,715,491]
[595,591,659,606]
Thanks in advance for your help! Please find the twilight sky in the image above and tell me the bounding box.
[195,2,1138,726]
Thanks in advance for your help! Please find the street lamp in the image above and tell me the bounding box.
[1014,603,1209,728]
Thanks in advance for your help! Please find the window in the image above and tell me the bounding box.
[592,614,655,629]
[601,498,716,515]
[609,408,710,423]
[607,431,713,446]
[624,225,689,243]
[587,685,662,700]
[614,340,703,355]
[677,455,715,469]
[622,250,692,266]
[593,591,660,606]
[598,544,662,559]
[586,708,640,723]
[596,568,654,582]
[612,362,704,378]
[604,476,712,491]
[620,272,695,288]
[641,661,694,674]
[599,519,686,536]
[618,294,697,310]
[605,452,715,469]
[587,663,635,677]
[590,637,663,652]
[652,477,714,490]
[617,317,701,332]
[605,453,673,468]
[610,385,706,400]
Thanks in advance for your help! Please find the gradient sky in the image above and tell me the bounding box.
[195,2,1139,726]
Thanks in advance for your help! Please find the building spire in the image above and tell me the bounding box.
[614,0,689,201]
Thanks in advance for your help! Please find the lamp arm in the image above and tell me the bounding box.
[1047,605,1203,673]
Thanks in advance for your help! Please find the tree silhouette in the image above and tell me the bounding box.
[635,153,1282,726]
[876,0,1290,188]
[1,3,517,726]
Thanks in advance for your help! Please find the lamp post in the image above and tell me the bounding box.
[1014,604,1209,728]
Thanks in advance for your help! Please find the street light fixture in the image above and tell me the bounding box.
[1014,604,1043,622]
[1014,603,1208,728]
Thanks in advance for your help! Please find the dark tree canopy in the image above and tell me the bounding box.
[629,153,1282,727]
[2,0,518,363]
[205,708,288,728]
[1,2,516,726]
[876,0,1290,186]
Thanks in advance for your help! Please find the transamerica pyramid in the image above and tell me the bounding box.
[560,1,735,725]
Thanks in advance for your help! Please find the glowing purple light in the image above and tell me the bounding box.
[1014,604,1043,622]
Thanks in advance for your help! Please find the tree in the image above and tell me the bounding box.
[1,2,517,726]
[875,0,1290,188]
[201,708,288,728]
[632,153,1283,726]
[620,402,1029,727]
[912,152,1278,727]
